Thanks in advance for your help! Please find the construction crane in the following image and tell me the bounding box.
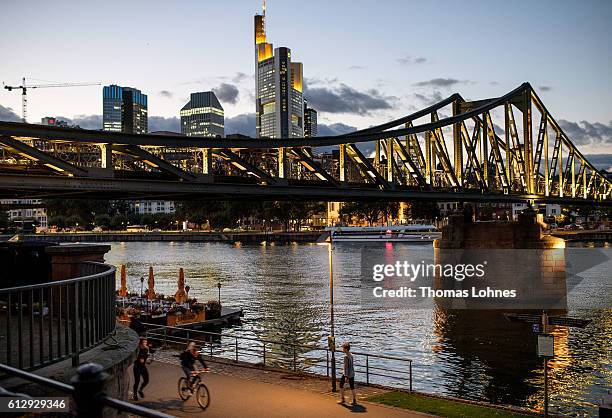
[3,77,100,123]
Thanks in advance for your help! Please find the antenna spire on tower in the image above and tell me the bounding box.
[263,0,266,16]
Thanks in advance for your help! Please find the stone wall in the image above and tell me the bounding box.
[435,209,564,250]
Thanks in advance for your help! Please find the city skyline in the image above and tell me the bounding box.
[0,0,611,165]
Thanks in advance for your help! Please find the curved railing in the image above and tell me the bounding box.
[0,262,116,370]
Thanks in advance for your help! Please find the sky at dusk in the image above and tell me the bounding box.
[1,0,611,165]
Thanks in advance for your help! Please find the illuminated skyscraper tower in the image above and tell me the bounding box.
[255,1,304,138]
[102,85,148,134]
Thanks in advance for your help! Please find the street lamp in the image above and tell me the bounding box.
[185,285,190,302]
[319,231,337,392]
[217,282,222,304]
[139,276,145,309]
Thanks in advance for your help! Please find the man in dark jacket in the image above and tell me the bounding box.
[133,337,151,401]
[180,342,209,388]
[338,342,357,405]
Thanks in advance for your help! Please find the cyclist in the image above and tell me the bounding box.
[180,342,209,389]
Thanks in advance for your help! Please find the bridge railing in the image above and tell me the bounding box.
[142,323,413,391]
[0,262,116,370]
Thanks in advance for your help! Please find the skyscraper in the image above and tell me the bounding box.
[304,101,318,137]
[180,92,224,137]
[102,85,148,134]
[254,2,304,138]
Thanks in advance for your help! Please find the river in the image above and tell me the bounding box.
[105,241,611,416]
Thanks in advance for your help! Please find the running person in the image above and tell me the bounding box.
[338,342,357,405]
[133,337,151,401]
[180,342,209,388]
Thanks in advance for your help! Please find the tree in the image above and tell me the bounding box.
[404,201,440,221]
[339,201,399,226]
[141,214,155,228]
[110,215,128,230]
[49,215,66,229]
[0,210,9,230]
[44,199,110,224]
[153,213,174,230]
[476,204,494,221]
[94,214,112,229]
[290,201,326,231]
[65,215,83,227]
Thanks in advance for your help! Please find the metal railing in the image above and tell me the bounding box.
[0,362,175,418]
[0,262,116,370]
[143,323,413,391]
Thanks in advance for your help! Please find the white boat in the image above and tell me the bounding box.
[325,224,440,242]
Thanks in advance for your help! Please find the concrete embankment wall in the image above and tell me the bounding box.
[12,231,324,244]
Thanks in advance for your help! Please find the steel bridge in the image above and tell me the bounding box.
[0,83,610,204]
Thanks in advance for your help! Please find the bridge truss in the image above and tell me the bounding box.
[0,83,610,204]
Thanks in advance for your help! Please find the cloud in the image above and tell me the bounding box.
[539,86,553,92]
[348,65,365,70]
[317,123,358,137]
[413,78,468,88]
[232,72,248,83]
[0,104,21,122]
[57,114,102,130]
[304,83,396,115]
[558,119,612,146]
[159,90,173,98]
[414,91,444,105]
[397,56,427,65]
[225,113,256,137]
[582,154,612,171]
[213,83,240,105]
[149,116,180,132]
[305,77,339,86]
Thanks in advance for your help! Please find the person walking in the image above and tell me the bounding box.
[338,342,357,405]
[132,337,151,401]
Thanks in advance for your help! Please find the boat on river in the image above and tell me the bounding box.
[116,296,243,331]
[325,224,440,242]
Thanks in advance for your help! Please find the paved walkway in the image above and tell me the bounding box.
[133,359,432,418]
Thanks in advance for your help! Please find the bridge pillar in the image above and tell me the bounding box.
[386,138,394,183]
[544,121,550,196]
[278,147,286,178]
[571,156,576,198]
[452,100,463,186]
[558,138,563,197]
[339,144,347,182]
[522,92,534,194]
[481,113,489,187]
[201,148,211,174]
[425,131,432,184]
[100,144,112,170]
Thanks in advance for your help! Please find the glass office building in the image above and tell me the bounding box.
[180,92,224,137]
[304,102,318,137]
[102,85,148,134]
[254,4,304,138]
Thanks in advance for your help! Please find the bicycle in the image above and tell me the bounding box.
[178,369,210,410]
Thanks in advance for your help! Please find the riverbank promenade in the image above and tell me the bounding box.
[136,358,429,418]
